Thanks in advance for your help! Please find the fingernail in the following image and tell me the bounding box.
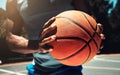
[51,17,55,20]
[49,49,53,52]
[100,34,105,39]
[51,35,56,39]
[51,24,56,28]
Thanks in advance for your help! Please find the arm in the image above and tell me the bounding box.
[6,0,29,54]
[6,18,56,54]
[6,0,57,54]
[6,0,24,35]
[6,6,56,54]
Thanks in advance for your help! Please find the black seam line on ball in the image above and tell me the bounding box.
[81,13,99,49]
[56,16,98,49]
[54,37,91,60]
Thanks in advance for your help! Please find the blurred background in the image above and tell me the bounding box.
[0,0,120,64]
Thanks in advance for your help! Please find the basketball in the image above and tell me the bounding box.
[48,10,102,66]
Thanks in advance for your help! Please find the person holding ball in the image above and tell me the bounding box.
[6,0,105,75]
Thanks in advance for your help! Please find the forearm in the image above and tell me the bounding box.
[6,32,41,54]
[6,32,28,48]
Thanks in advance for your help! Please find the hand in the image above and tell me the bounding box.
[6,19,38,54]
[97,23,105,53]
[6,32,33,54]
[6,32,28,48]
[6,32,50,54]
[6,17,57,54]
[38,17,57,53]
[6,19,28,52]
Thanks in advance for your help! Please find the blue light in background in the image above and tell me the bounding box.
[108,0,118,14]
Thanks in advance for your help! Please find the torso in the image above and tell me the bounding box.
[17,0,75,72]
[17,0,73,40]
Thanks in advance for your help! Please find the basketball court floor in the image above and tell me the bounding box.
[0,54,120,75]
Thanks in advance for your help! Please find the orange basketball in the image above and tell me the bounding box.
[48,10,102,66]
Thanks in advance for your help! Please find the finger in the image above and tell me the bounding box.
[100,44,104,49]
[97,50,101,53]
[41,24,57,38]
[43,17,56,29]
[41,49,53,53]
[100,33,105,40]
[97,23,103,33]
[97,44,103,53]
[40,35,56,46]
[40,48,53,53]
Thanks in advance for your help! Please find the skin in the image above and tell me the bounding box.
[6,17,57,54]
[5,0,105,54]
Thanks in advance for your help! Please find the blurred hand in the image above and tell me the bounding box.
[38,17,57,53]
[97,23,105,53]
[6,32,28,47]
[6,17,57,54]
[6,33,46,54]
